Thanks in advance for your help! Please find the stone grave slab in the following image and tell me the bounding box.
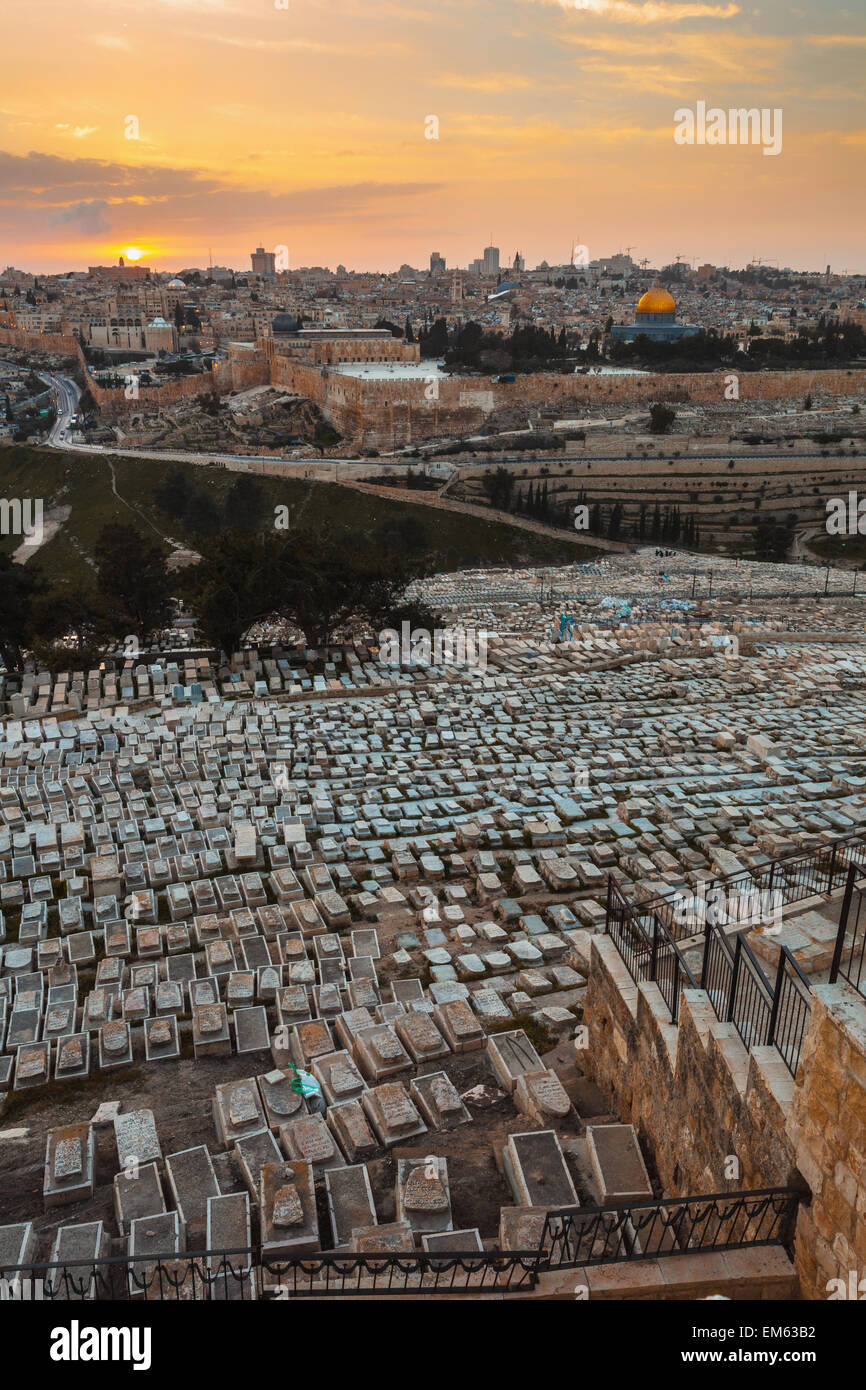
[362,1083,427,1147]
[279,1113,346,1174]
[214,1078,268,1148]
[44,1122,95,1208]
[324,1164,378,1250]
[193,1003,232,1059]
[14,1041,51,1090]
[396,1157,453,1237]
[312,1050,367,1105]
[114,1161,166,1236]
[98,1019,134,1070]
[353,1024,413,1082]
[206,1193,253,1300]
[256,1068,305,1129]
[410,1072,472,1130]
[128,1212,182,1298]
[115,1109,162,1171]
[165,1145,221,1245]
[487,1030,545,1093]
[235,1128,283,1200]
[260,1160,319,1259]
[432,999,484,1053]
[144,1014,180,1062]
[46,1222,109,1300]
[326,1100,378,1164]
[503,1130,578,1210]
[586,1123,653,1205]
[395,1012,450,1065]
[234,1005,271,1055]
[350,1220,414,1254]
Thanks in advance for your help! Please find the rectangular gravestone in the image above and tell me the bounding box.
[114,1161,166,1237]
[260,1160,319,1260]
[503,1130,578,1210]
[324,1165,378,1251]
[206,1193,253,1301]
[586,1124,653,1205]
[165,1146,221,1246]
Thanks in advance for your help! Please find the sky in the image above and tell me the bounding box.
[0,0,863,274]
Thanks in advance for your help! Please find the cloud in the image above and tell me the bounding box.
[525,0,739,20]
[91,35,133,51]
[47,199,112,233]
[0,150,443,244]
[807,34,866,47]
[433,73,535,92]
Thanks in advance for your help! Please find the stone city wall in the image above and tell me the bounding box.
[270,364,866,449]
[0,325,79,356]
[585,935,866,1300]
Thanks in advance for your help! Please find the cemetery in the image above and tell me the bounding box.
[0,545,864,1300]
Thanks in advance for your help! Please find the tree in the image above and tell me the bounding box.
[649,403,676,435]
[481,467,514,511]
[30,580,113,663]
[224,474,267,534]
[0,553,45,672]
[187,525,436,656]
[93,524,172,644]
[420,318,450,359]
[154,466,194,522]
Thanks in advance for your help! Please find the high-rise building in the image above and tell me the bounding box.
[483,245,500,276]
[430,251,446,274]
[251,246,276,278]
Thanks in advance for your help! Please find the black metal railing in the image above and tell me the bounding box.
[541,1188,800,1270]
[1,1187,801,1300]
[830,862,866,1002]
[607,876,813,1076]
[0,1248,542,1301]
[606,878,698,1021]
[648,830,866,932]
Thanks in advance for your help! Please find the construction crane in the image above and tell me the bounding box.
[750,257,778,267]
[639,257,650,270]
[623,245,635,258]
[674,253,687,271]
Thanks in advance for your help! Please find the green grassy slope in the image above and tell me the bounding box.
[0,446,599,584]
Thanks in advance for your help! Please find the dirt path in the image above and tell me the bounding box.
[337,480,628,552]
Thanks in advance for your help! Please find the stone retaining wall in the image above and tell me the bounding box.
[585,934,866,1299]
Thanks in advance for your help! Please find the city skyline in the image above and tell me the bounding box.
[0,0,863,274]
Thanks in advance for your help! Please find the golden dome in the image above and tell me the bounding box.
[636,287,676,316]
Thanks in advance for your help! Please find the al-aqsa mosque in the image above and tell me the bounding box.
[610,286,699,343]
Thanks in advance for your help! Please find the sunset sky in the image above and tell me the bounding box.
[1,0,863,274]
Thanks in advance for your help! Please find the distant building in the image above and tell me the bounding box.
[251,247,276,278]
[483,245,500,276]
[88,257,150,282]
[430,252,446,274]
[609,287,699,343]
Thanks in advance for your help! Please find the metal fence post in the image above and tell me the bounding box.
[828,844,838,893]
[726,935,742,1022]
[829,862,857,984]
[701,918,713,988]
[650,914,659,982]
[767,949,786,1047]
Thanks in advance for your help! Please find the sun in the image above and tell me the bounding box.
[117,245,148,262]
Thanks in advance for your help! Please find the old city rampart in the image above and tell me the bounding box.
[1,326,863,447]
